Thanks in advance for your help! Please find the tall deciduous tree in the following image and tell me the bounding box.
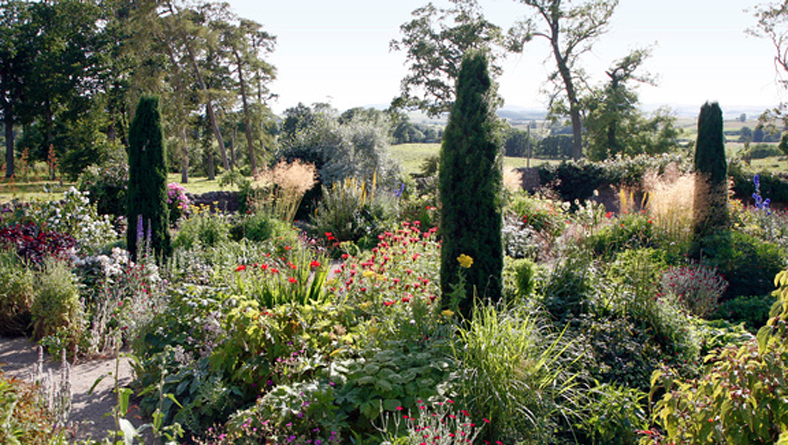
[439,50,503,319]
[509,0,619,159]
[693,101,728,241]
[583,49,680,161]
[127,95,171,261]
[391,0,505,117]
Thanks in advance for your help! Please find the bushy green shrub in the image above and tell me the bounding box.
[537,160,606,206]
[577,382,648,445]
[507,193,567,238]
[584,212,657,259]
[510,257,537,300]
[698,231,785,300]
[0,250,36,337]
[229,213,295,243]
[606,248,667,315]
[309,178,397,248]
[30,259,84,346]
[172,209,231,250]
[713,294,773,332]
[646,271,788,444]
[539,254,595,324]
[77,154,128,218]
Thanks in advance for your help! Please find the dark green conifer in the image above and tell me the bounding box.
[693,101,729,241]
[439,50,503,318]
[127,95,171,261]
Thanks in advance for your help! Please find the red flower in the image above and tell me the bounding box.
[310,260,321,268]
[605,211,613,218]
[235,265,246,272]
[383,300,395,306]
[261,264,268,270]
[288,277,297,284]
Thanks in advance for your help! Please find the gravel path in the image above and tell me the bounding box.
[0,336,137,442]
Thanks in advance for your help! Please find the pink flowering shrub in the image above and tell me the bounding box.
[660,263,728,318]
[167,182,190,224]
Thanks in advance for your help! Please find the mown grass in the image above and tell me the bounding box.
[390,143,560,176]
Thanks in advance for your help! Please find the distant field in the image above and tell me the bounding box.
[390,143,560,176]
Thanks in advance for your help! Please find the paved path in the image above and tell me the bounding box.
[0,336,136,442]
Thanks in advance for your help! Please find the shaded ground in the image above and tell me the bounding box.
[0,335,136,442]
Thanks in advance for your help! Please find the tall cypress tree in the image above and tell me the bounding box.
[127,95,171,261]
[439,50,503,318]
[693,101,728,241]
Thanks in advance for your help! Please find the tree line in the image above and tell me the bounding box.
[0,0,276,182]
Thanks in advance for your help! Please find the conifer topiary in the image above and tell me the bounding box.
[439,50,503,318]
[127,95,171,261]
[693,101,728,242]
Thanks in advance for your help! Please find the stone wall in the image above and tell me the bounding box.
[186,191,240,213]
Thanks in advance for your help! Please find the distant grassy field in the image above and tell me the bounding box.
[390,143,560,176]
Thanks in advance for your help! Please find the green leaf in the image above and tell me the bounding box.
[382,399,402,411]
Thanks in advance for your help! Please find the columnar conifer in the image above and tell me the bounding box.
[127,95,171,261]
[439,50,503,318]
[693,101,728,240]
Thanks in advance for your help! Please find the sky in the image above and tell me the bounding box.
[229,0,785,117]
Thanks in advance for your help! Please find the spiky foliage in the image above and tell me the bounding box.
[439,50,503,318]
[127,95,171,261]
[693,101,728,241]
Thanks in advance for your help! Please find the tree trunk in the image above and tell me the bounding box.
[229,128,236,170]
[3,102,14,179]
[164,0,229,172]
[234,49,257,174]
[180,127,189,184]
[550,19,583,160]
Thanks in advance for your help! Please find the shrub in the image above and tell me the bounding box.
[507,193,567,238]
[15,188,117,255]
[537,160,606,206]
[646,269,788,445]
[127,94,171,261]
[166,182,190,225]
[698,231,785,301]
[584,212,656,260]
[76,154,128,218]
[439,50,503,316]
[30,259,84,346]
[0,222,76,265]
[661,263,728,318]
[693,101,728,240]
[577,383,648,445]
[172,208,231,250]
[0,250,35,337]
[714,294,773,333]
[510,257,537,300]
[229,213,295,243]
[309,177,397,249]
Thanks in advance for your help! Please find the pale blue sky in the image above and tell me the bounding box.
[230,0,784,116]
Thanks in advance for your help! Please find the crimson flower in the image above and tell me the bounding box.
[235,265,246,272]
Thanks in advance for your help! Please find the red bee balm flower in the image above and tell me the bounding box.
[235,265,246,272]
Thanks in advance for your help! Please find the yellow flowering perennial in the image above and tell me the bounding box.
[457,254,473,269]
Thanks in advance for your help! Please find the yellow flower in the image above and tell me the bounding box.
[362,270,375,278]
[457,254,473,269]
[441,309,455,318]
